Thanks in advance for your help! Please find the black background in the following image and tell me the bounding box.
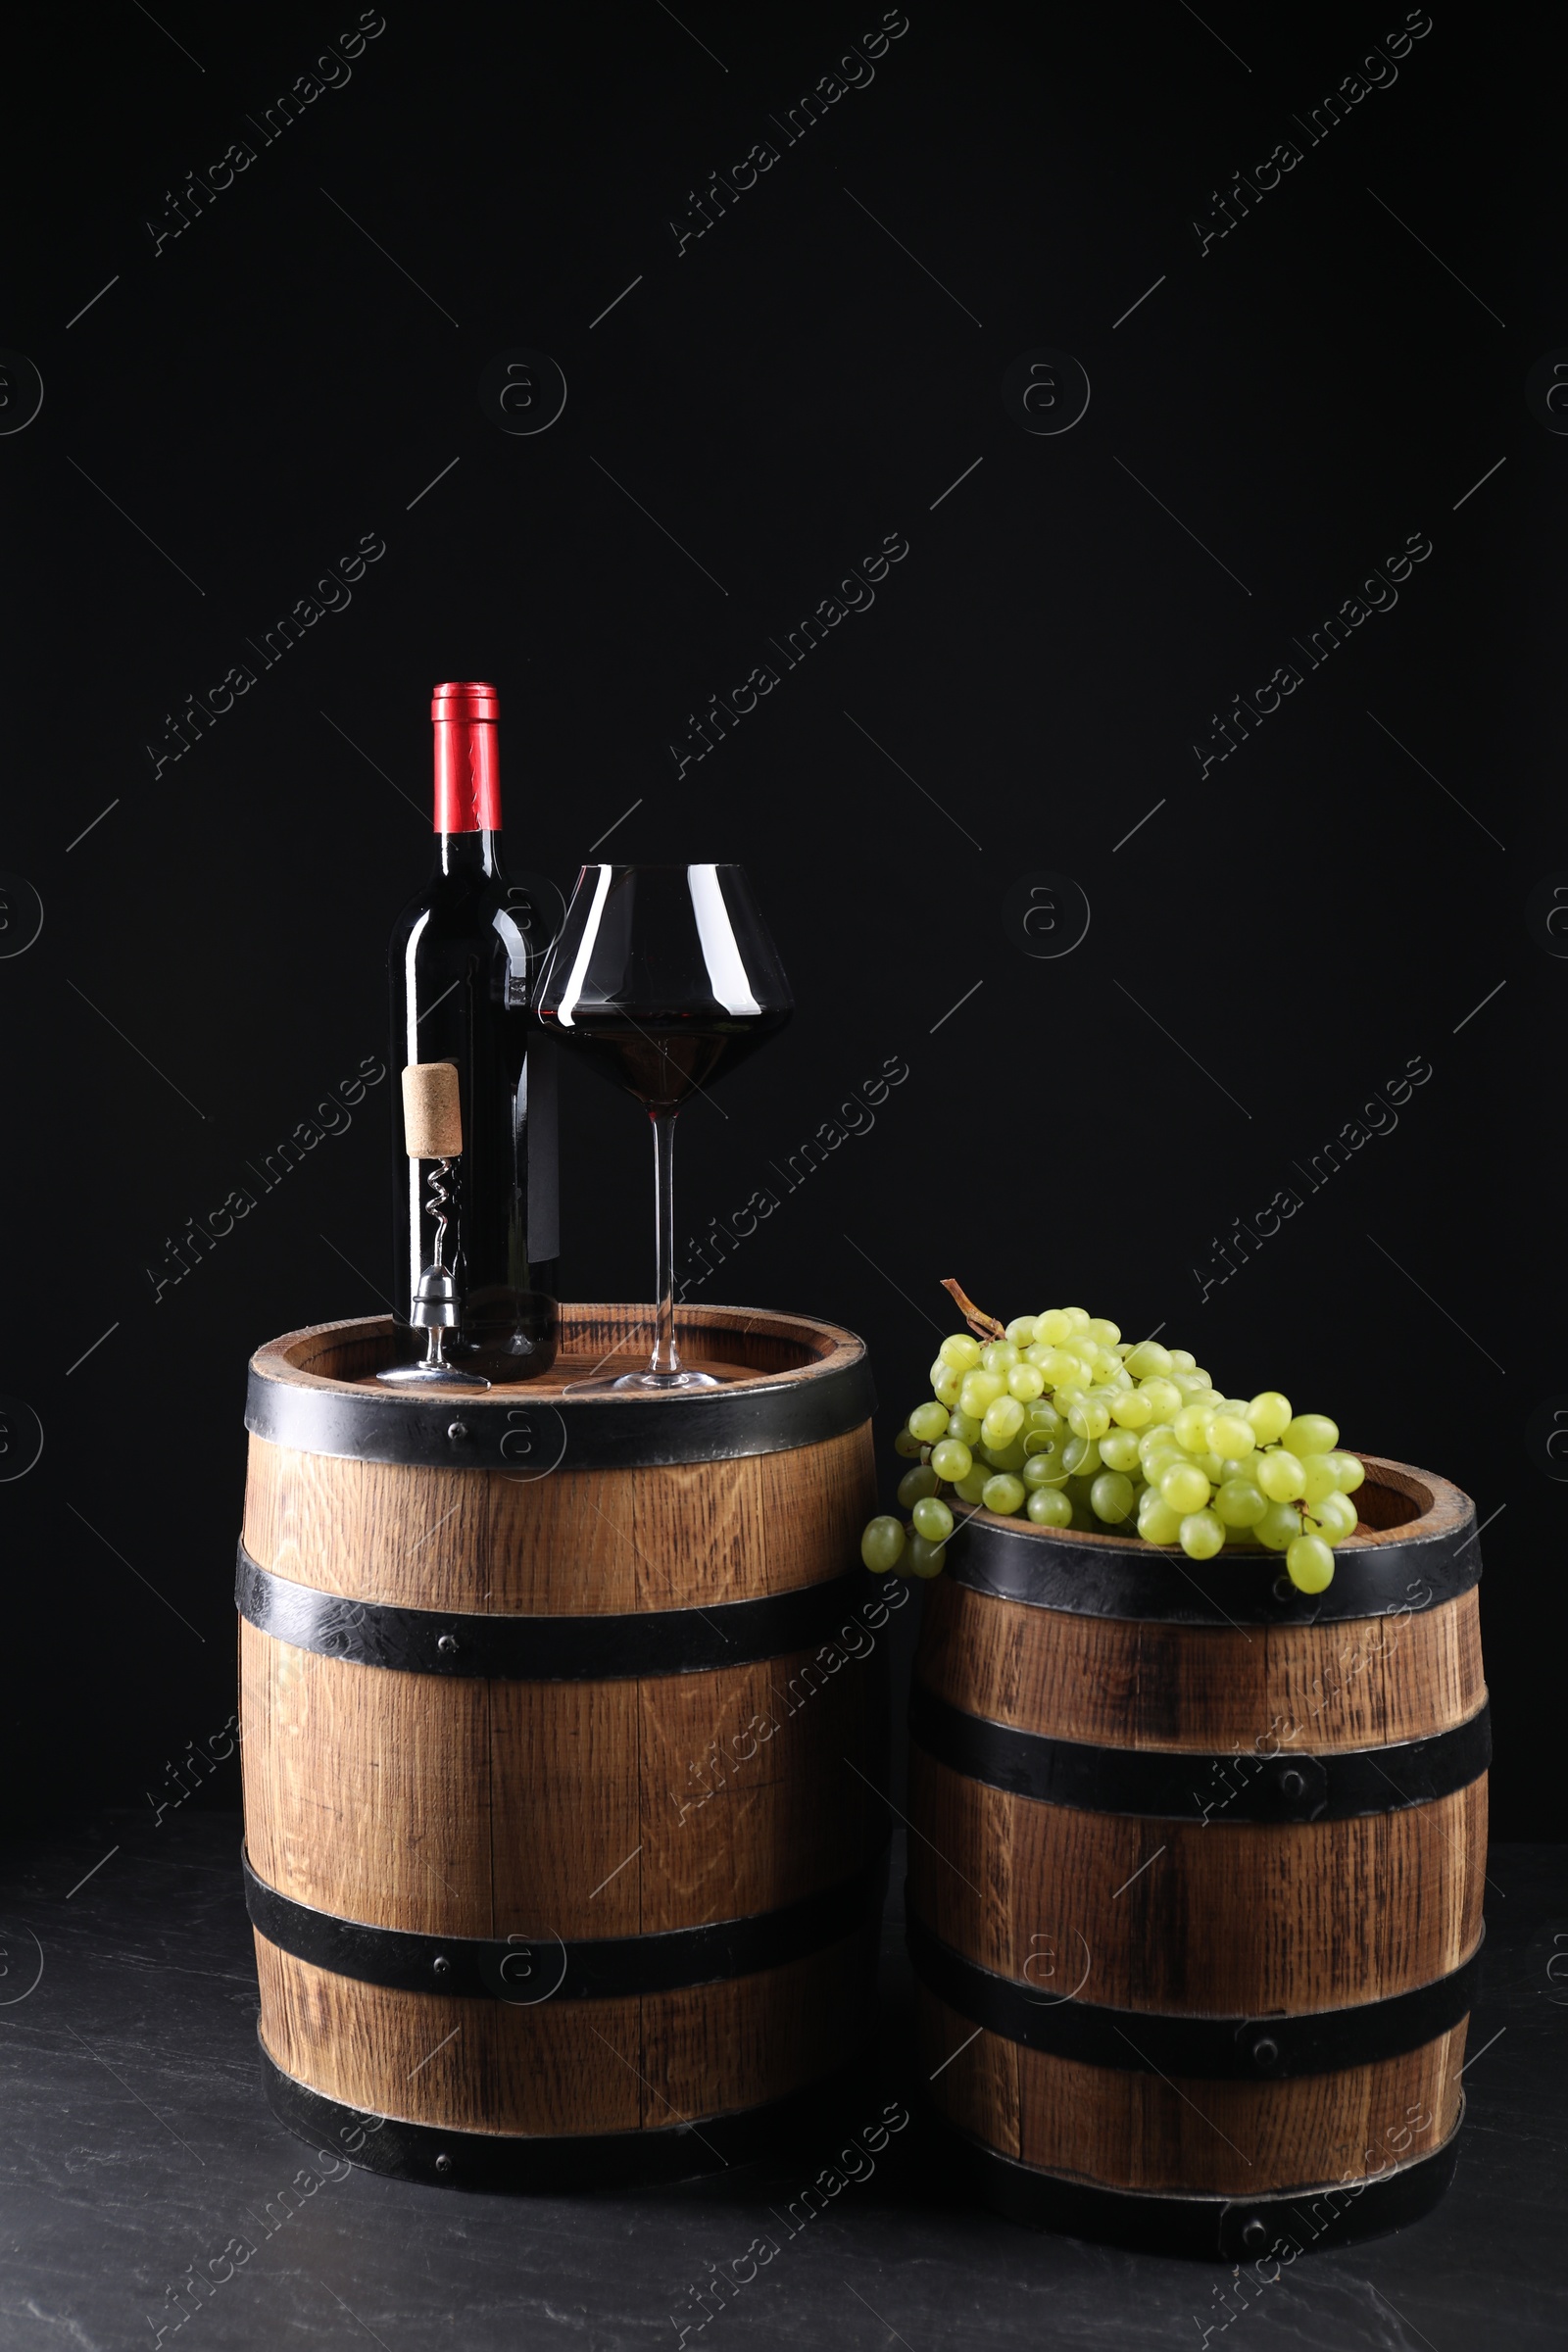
[2,2,1558,1836]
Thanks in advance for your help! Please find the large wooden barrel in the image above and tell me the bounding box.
[907,1456,1488,2258]
[238,1302,894,2190]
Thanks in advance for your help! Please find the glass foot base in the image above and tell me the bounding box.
[375,1362,492,1390]
[611,1368,724,1393]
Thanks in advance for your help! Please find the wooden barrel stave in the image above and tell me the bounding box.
[916,1582,1485,1752]
[906,1456,1488,2248]
[920,1986,1465,2198]
[908,1754,1485,2013]
[257,1937,870,2137]
[238,1304,887,2183]
[242,1626,881,1939]
[242,1426,874,1614]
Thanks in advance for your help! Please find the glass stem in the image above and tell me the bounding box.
[651,1110,680,1376]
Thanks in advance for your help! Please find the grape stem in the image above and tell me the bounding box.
[940,1277,1006,1343]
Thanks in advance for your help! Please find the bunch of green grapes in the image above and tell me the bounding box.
[859,1305,1364,1594]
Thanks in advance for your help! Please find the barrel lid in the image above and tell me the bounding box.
[245,1303,875,1470]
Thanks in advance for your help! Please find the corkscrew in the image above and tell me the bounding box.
[376,1061,491,1390]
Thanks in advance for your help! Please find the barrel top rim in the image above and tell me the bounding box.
[957,1453,1472,1555]
[248,1302,868,1406]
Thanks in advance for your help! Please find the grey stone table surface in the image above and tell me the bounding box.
[0,1813,1563,2352]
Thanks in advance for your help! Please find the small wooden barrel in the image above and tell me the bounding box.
[908,1458,1488,2258]
[238,1303,893,2190]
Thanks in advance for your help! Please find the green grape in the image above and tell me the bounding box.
[1330,1451,1365,1494]
[1098,1428,1143,1473]
[897,1465,939,1507]
[1256,1448,1306,1502]
[1246,1391,1293,1443]
[1173,1404,1211,1452]
[1138,1494,1183,1544]
[982,1473,1027,1516]
[912,1495,955,1543]
[1139,1377,1183,1421]
[1214,1478,1267,1529]
[1138,1423,1176,1466]
[1196,1451,1225,1485]
[948,1410,983,1444]
[954,1466,990,1503]
[981,1341,1019,1372]
[1063,1307,1091,1332]
[1035,1348,1082,1390]
[1063,1434,1102,1476]
[986,1439,1028,1473]
[1207,1412,1254,1459]
[1091,1471,1136,1525]
[1310,1491,1357,1541]
[1025,1398,1064,1433]
[1218,1455,1257,1482]
[1285,1414,1339,1459]
[1086,1317,1122,1346]
[1108,1387,1154,1429]
[1187,1367,1212,1390]
[1159,1460,1210,1514]
[1033,1309,1074,1347]
[930,1363,964,1407]
[1124,1340,1173,1379]
[893,1429,923,1459]
[1068,1396,1112,1441]
[908,1534,948,1578]
[1167,1348,1197,1372]
[1257,1499,1302,1551]
[1286,1533,1335,1592]
[1004,1316,1038,1346]
[1170,1372,1208,1400]
[1027,1486,1073,1528]
[939,1333,982,1371]
[1298,1452,1339,1505]
[860,1516,906,1573]
[1007,1362,1046,1401]
[908,1401,950,1445]
[959,1370,1006,1416]
[929,1438,972,1483]
[981,1396,1027,1446]
[1022,1451,1068,1490]
[1179,1508,1225,1560]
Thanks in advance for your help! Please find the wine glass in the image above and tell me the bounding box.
[536,863,792,1390]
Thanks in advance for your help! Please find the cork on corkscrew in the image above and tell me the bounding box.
[375,1061,491,1389]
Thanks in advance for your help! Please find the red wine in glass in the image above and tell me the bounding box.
[551,1011,789,1115]
[536,864,792,1389]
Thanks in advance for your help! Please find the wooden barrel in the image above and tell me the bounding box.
[907,1457,1488,2258]
[238,1302,895,2190]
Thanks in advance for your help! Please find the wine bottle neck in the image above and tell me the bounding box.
[435,827,504,877]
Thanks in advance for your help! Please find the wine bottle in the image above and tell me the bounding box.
[388,680,559,1381]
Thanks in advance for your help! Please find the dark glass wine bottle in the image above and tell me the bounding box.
[388,681,559,1381]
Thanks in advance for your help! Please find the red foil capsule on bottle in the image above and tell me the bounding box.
[431,679,502,833]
